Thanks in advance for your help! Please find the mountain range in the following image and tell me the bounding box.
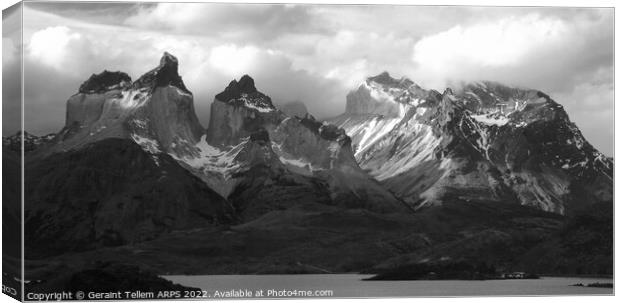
[2,52,612,291]
[331,72,612,215]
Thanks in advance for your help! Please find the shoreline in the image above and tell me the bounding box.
[161,273,613,279]
[161,274,613,297]
[541,274,614,279]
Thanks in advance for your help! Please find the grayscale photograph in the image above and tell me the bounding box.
[1,0,615,301]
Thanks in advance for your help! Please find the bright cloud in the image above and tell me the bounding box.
[208,45,262,77]
[28,26,85,70]
[409,11,612,91]
[413,14,567,69]
[5,3,614,155]
[124,3,324,42]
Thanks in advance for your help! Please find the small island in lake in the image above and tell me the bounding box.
[364,260,539,281]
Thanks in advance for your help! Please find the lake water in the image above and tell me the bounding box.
[164,274,613,298]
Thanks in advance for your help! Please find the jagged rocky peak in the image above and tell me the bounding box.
[366,71,430,99]
[368,71,397,85]
[345,71,438,117]
[78,70,132,94]
[51,51,204,158]
[214,74,275,112]
[133,52,191,94]
[237,74,258,93]
[216,75,257,100]
[203,76,403,213]
[367,71,415,89]
[463,81,540,98]
[207,75,283,146]
[160,51,178,67]
[453,81,576,132]
[74,52,189,95]
[456,81,555,114]
[334,73,613,214]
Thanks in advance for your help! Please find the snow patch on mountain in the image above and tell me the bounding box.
[130,134,161,165]
[270,141,314,173]
[239,93,274,113]
[278,156,314,174]
[351,117,402,157]
[175,87,193,98]
[171,135,243,175]
[116,90,148,109]
[130,134,160,153]
[131,118,148,130]
[470,113,509,126]
[368,122,441,181]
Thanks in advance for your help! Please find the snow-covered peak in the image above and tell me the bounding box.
[215,75,276,112]
[364,72,424,101]
[344,72,439,117]
[458,81,548,112]
[367,72,416,90]
[332,74,613,214]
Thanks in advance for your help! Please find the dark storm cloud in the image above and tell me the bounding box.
[24,2,151,25]
[125,3,332,43]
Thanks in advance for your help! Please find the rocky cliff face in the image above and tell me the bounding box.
[8,54,612,280]
[48,52,203,160]
[19,53,225,257]
[344,71,439,117]
[26,63,606,221]
[27,58,408,238]
[331,73,613,215]
[177,75,407,213]
[206,75,282,147]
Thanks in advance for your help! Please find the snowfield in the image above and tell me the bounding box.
[470,114,509,126]
[170,135,243,175]
[131,134,161,154]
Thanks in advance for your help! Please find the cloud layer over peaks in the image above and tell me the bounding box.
[3,3,613,155]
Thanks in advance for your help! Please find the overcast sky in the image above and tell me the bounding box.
[2,2,614,155]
